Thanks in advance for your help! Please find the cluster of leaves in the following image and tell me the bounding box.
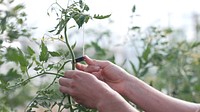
[48,0,111,34]
[152,40,200,102]
[0,0,32,42]
[0,0,34,111]
[127,25,200,104]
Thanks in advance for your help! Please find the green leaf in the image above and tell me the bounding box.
[138,56,143,70]
[56,19,65,35]
[0,39,3,44]
[69,25,76,29]
[84,15,90,23]
[191,42,200,48]
[132,5,136,13]
[8,0,14,4]
[142,45,151,61]
[17,48,28,67]
[93,14,111,19]
[83,4,89,11]
[131,26,140,30]
[77,14,85,28]
[39,101,51,108]
[129,61,138,76]
[12,4,25,13]
[28,61,33,69]
[71,42,77,50]
[0,17,7,34]
[47,64,54,71]
[7,29,20,41]
[72,14,91,28]
[17,18,23,24]
[34,66,42,71]
[0,0,3,3]
[49,51,61,57]
[27,46,35,56]
[164,28,173,34]
[39,41,49,62]
[5,47,28,68]
[5,47,18,63]
[79,0,83,8]
[0,69,21,82]
[51,17,70,35]
[91,41,106,56]
[139,67,148,77]
[107,55,115,64]
[0,61,4,66]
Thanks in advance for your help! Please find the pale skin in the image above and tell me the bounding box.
[59,55,200,112]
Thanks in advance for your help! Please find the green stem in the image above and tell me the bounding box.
[58,94,67,112]
[8,72,63,89]
[63,18,75,112]
[57,60,72,73]
[24,94,39,112]
[24,71,62,112]
[64,25,76,69]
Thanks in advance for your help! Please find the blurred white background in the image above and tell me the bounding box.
[21,0,200,40]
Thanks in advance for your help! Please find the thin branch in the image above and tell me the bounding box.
[57,60,72,73]
[58,94,67,112]
[8,72,63,89]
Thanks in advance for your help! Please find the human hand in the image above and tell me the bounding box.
[59,70,118,109]
[76,55,132,95]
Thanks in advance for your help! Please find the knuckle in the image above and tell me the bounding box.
[71,73,79,79]
[64,71,69,77]
[70,80,78,88]
[70,90,77,96]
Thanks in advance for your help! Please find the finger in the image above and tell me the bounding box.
[84,65,100,72]
[64,70,76,78]
[72,97,82,104]
[59,78,72,87]
[77,63,100,72]
[76,63,87,71]
[84,55,110,68]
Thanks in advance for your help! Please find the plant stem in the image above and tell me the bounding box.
[57,60,71,73]
[64,25,76,69]
[8,72,63,89]
[64,19,75,112]
[58,94,66,112]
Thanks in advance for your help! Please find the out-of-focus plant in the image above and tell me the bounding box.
[0,0,34,111]
[126,9,200,105]
[0,0,32,42]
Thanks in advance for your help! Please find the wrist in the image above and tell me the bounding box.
[119,74,135,96]
[121,75,138,97]
[96,88,118,111]
[97,88,136,112]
